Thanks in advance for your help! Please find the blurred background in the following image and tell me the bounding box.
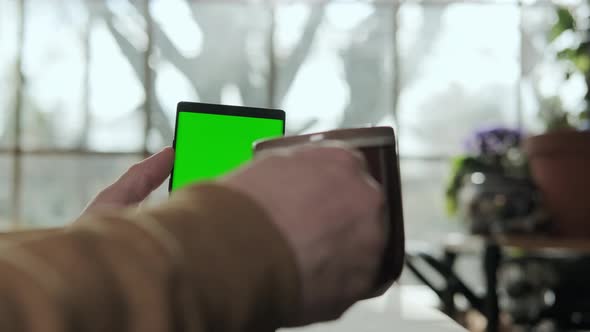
[2,1,590,331]
[0,0,573,229]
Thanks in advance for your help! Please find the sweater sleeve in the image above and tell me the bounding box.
[0,183,301,332]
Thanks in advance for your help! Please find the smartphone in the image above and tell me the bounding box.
[169,102,286,191]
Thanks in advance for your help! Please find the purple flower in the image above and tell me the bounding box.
[463,127,523,157]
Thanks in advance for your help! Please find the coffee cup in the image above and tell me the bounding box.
[254,126,405,295]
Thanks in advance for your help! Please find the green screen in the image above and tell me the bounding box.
[171,111,284,190]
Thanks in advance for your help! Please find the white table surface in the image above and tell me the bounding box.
[282,285,467,332]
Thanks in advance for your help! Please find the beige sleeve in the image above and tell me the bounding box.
[0,184,301,332]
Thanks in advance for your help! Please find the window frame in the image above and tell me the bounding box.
[2,0,538,228]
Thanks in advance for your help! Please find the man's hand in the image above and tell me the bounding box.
[82,147,174,215]
[222,145,386,326]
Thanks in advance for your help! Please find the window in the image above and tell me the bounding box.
[0,0,575,242]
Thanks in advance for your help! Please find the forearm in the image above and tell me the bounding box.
[144,184,301,331]
[0,228,63,247]
[0,184,300,332]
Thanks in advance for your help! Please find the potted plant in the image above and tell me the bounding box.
[446,128,545,235]
[524,6,590,237]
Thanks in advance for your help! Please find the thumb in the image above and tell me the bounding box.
[86,147,175,211]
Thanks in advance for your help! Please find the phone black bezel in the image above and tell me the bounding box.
[168,101,286,192]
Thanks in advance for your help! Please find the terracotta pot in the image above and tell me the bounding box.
[524,130,590,237]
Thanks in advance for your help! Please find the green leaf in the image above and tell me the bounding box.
[444,156,487,216]
[557,48,577,61]
[445,156,468,216]
[550,7,576,41]
[546,114,572,131]
[446,196,458,216]
[574,54,590,73]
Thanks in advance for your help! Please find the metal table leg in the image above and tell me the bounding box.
[484,242,501,332]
